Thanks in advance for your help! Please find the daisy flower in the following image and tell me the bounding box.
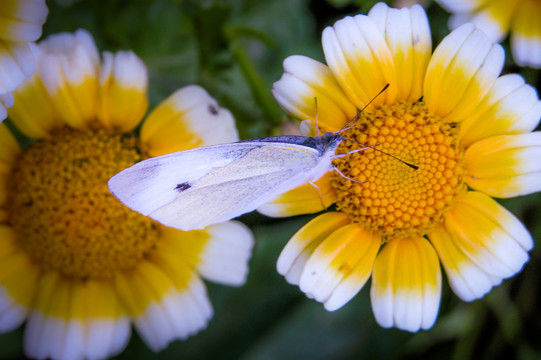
[0,29,254,359]
[0,0,48,120]
[436,0,541,68]
[267,2,541,332]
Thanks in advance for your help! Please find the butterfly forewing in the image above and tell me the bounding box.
[109,140,325,230]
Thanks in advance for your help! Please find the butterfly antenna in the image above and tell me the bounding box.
[339,83,390,133]
[374,147,419,170]
[332,140,418,170]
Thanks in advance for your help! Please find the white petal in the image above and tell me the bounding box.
[431,192,533,301]
[197,221,254,286]
[425,24,505,122]
[322,14,395,108]
[512,34,541,69]
[134,277,212,351]
[436,0,480,12]
[272,55,357,131]
[0,302,26,332]
[109,318,131,355]
[24,312,46,359]
[0,40,35,93]
[276,213,350,279]
[100,50,147,90]
[59,321,84,360]
[368,3,431,101]
[465,133,541,197]
[460,74,541,145]
[84,318,130,360]
[370,237,442,332]
[39,29,99,68]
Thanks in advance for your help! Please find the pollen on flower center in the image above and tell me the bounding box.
[331,101,466,239]
[7,127,161,280]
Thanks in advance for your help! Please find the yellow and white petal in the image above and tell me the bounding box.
[429,224,501,302]
[162,221,254,287]
[80,281,131,360]
[39,29,99,66]
[370,236,441,332]
[195,221,254,286]
[37,29,100,130]
[9,66,65,139]
[298,223,380,311]
[450,0,518,43]
[459,74,541,146]
[277,212,350,285]
[322,13,397,109]
[272,55,358,132]
[141,85,238,157]
[0,0,48,42]
[0,225,39,332]
[368,3,431,102]
[424,24,504,124]
[24,273,130,360]
[25,273,130,359]
[114,259,212,351]
[431,191,532,301]
[0,40,35,94]
[257,173,336,217]
[510,0,541,68]
[465,132,541,197]
[0,286,26,332]
[98,50,148,132]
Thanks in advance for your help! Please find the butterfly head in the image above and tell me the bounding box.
[317,132,344,154]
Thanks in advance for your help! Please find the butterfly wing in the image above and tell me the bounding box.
[108,141,322,230]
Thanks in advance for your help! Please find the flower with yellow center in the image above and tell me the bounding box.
[265,2,541,332]
[0,0,48,120]
[0,29,254,359]
[436,0,541,68]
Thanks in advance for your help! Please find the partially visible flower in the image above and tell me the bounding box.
[436,0,541,68]
[0,29,253,359]
[267,2,540,332]
[0,0,48,120]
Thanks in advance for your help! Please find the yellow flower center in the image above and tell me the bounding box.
[331,101,466,239]
[7,128,161,280]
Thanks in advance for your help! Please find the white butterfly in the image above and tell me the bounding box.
[108,132,346,231]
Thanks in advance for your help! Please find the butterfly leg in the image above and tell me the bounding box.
[332,166,365,184]
[308,181,326,210]
[330,146,370,159]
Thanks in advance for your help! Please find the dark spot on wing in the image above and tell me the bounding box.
[175,182,191,192]
[208,104,219,115]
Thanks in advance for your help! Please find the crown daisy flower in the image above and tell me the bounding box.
[0,29,254,359]
[436,0,541,68]
[0,0,48,120]
[266,2,541,332]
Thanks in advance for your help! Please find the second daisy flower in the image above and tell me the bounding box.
[268,2,541,332]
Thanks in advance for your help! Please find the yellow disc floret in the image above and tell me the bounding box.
[331,101,466,239]
[8,128,160,280]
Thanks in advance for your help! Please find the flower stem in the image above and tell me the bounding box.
[230,40,283,128]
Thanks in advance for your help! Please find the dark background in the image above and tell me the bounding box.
[1,0,540,359]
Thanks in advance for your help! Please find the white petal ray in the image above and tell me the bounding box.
[197,221,254,286]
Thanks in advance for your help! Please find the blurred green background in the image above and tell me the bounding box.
[1,0,540,359]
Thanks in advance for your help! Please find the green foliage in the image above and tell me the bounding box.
[2,0,540,359]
